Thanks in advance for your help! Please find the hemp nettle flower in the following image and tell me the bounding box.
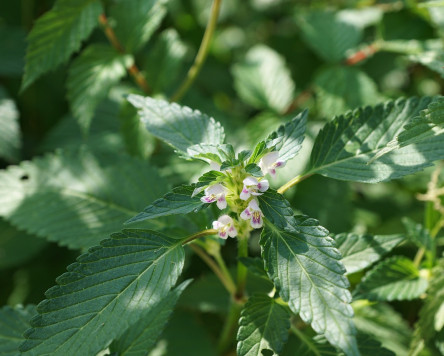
[259,151,286,177]
[240,199,264,229]
[209,160,221,171]
[201,183,227,210]
[212,215,237,239]
[240,176,269,200]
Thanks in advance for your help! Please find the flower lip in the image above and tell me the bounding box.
[259,151,286,177]
[201,183,227,210]
[240,198,264,229]
[213,214,237,239]
[240,176,269,200]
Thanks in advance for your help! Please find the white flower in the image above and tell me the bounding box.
[239,176,269,200]
[200,183,227,210]
[209,160,221,171]
[212,215,237,239]
[240,199,264,229]
[259,151,286,177]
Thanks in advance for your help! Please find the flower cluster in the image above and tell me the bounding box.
[199,151,286,239]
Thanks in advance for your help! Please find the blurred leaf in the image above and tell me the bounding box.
[0,86,21,162]
[238,257,268,280]
[308,96,444,183]
[232,45,295,114]
[237,294,291,356]
[298,10,363,62]
[110,280,191,356]
[67,44,133,133]
[260,206,358,355]
[128,95,225,157]
[372,96,444,161]
[22,0,103,90]
[111,0,168,53]
[402,217,434,252]
[0,305,36,356]
[0,218,46,270]
[20,230,185,355]
[337,7,383,29]
[334,233,404,275]
[314,66,382,118]
[354,256,428,301]
[145,28,188,94]
[0,148,168,249]
[410,50,444,79]
[353,302,411,355]
[0,25,26,77]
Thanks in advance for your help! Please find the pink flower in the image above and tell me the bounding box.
[240,199,264,229]
[259,151,286,177]
[212,215,237,239]
[239,177,269,201]
[200,183,227,210]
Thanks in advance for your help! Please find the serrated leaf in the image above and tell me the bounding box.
[373,96,444,161]
[195,170,226,190]
[22,0,103,90]
[67,44,133,133]
[314,66,382,118]
[402,217,434,252]
[110,0,167,53]
[257,190,294,229]
[353,302,411,355]
[260,202,358,355]
[20,229,185,355]
[237,294,291,356]
[110,280,191,356]
[308,96,444,183]
[125,185,207,224]
[265,109,307,162]
[298,10,363,62]
[0,148,168,249]
[128,95,225,157]
[0,86,21,162]
[0,305,36,356]
[245,163,263,177]
[334,233,404,275]
[354,256,428,301]
[145,28,188,93]
[232,45,295,114]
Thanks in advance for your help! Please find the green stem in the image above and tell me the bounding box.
[236,233,249,299]
[170,0,222,102]
[277,173,312,194]
[182,228,218,245]
[217,300,243,355]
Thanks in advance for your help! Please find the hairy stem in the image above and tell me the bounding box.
[182,228,218,245]
[277,173,313,194]
[236,234,249,300]
[170,0,222,102]
[98,14,150,94]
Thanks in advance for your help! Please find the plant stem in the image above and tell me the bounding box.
[98,13,151,94]
[236,233,249,300]
[277,173,312,194]
[182,228,218,245]
[170,0,222,102]
[217,299,243,354]
[189,244,236,295]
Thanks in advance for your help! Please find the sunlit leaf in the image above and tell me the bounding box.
[0,87,21,162]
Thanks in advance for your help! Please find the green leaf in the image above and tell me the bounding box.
[314,66,382,118]
[266,109,307,162]
[334,233,404,275]
[237,294,291,356]
[125,185,207,224]
[0,218,46,270]
[238,257,269,280]
[260,209,358,355]
[67,44,133,133]
[0,305,36,356]
[353,302,411,355]
[245,163,263,177]
[145,29,188,93]
[298,10,363,62]
[308,96,444,183]
[410,51,444,78]
[110,280,191,356]
[402,217,434,252]
[22,0,103,90]
[128,95,225,157]
[0,25,26,77]
[20,229,185,355]
[372,96,444,161]
[0,87,21,162]
[354,256,428,301]
[195,170,226,190]
[257,190,294,229]
[232,45,295,114]
[110,0,167,53]
[0,148,168,249]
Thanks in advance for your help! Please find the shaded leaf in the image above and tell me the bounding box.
[0,25,26,77]
[334,233,404,274]
[232,45,295,113]
[237,294,291,356]
[410,50,444,78]
[238,257,269,280]
[0,87,21,162]
[22,0,102,90]
[402,217,434,252]
[354,256,428,301]
[20,229,185,355]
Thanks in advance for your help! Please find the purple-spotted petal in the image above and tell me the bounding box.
[257,179,269,192]
[201,195,216,203]
[240,208,252,220]
[219,230,228,239]
[250,211,263,228]
[240,187,251,200]
[228,225,237,237]
[216,196,227,210]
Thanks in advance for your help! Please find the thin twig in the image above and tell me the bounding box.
[170,0,222,102]
[98,14,151,94]
[277,173,313,195]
